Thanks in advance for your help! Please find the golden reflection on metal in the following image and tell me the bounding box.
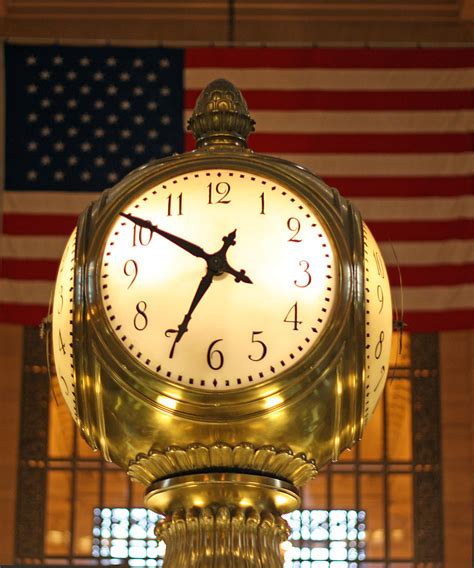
[145,472,300,515]
[129,443,317,487]
[155,504,289,568]
[147,472,295,567]
[49,78,393,567]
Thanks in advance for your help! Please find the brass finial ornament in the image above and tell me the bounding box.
[49,79,392,566]
[188,78,255,148]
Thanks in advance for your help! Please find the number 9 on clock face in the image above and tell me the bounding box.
[100,169,339,391]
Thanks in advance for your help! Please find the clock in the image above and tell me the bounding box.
[48,78,393,494]
[51,228,78,422]
[99,168,339,391]
[363,223,392,424]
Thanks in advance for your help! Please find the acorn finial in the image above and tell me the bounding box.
[188,78,255,148]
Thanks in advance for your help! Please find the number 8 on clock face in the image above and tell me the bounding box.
[100,169,339,391]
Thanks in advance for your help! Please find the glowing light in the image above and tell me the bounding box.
[264,395,284,409]
[94,507,366,566]
[157,396,177,410]
[275,494,290,508]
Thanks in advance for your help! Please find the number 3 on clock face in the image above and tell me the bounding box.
[100,169,339,391]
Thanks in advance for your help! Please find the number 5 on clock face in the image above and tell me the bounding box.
[100,169,339,391]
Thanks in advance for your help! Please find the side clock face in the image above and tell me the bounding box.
[100,169,339,391]
[363,223,392,424]
[52,229,78,422]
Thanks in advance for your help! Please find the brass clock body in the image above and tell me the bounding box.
[57,147,387,468]
[50,81,392,564]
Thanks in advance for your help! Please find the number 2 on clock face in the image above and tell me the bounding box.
[100,169,338,391]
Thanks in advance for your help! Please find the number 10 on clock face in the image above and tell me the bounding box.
[100,169,339,391]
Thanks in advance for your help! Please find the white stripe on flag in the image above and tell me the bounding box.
[0,279,53,304]
[3,191,99,214]
[379,241,474,266]
[353,195,474,221]
[185,68,474,91]
[0,235,69,259]
[183,110,474,134]
[400,283,474,311]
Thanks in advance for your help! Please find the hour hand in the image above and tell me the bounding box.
[214,229,253,284]
[120,212,209,260]
[223,262,253,284]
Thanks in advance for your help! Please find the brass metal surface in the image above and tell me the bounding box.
[129,442,317,486]
[188,78,256,148]
[145,471,300,515]
[155,504,290,568]
[74,150,361,472]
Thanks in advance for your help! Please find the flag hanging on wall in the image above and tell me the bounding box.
[1,44,473,330]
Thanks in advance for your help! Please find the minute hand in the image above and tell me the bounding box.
[120,212,209,260]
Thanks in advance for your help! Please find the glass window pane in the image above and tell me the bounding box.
[74,470,100,556]
[360,473,385,560]
[359,399,384,462]
[387,379,412,462]
[389,474,413,559]
[48,380,74,458]
[332,474,355,510]
[303,473,328,510]
[132,480,146,507]
[45,471,72,556]
[105,471,130,508]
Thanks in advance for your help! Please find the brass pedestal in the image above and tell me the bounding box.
[145,472,299,567]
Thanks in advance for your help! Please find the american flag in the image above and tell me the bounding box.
[1,44,473,330]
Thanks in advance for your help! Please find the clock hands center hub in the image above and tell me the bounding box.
[120,213,252,358]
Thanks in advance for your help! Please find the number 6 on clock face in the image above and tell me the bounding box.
[100,169,339,391]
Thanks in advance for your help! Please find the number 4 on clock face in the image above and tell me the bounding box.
[100,169,338,391]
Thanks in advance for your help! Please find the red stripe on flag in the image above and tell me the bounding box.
[185,132,473,153]
[3,214,78,236]
[367,219,474,242]
[0,303,48,325]
[185,48,474,69]
[387,264,474,287]
[326,176,474,197]
[185,89,474,111]
[403,309,474,332]
[0,259,59,280]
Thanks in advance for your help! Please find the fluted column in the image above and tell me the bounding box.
[156,506,289,568]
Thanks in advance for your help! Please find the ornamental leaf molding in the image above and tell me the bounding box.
[128,442,317,487]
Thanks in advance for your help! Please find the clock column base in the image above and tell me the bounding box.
[145,471,299,568]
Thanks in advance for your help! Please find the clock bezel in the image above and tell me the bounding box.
[84,151,356,420]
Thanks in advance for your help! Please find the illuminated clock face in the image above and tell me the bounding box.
[52,229,78,421]
[363,223,392,424]
[100,169,339,391]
